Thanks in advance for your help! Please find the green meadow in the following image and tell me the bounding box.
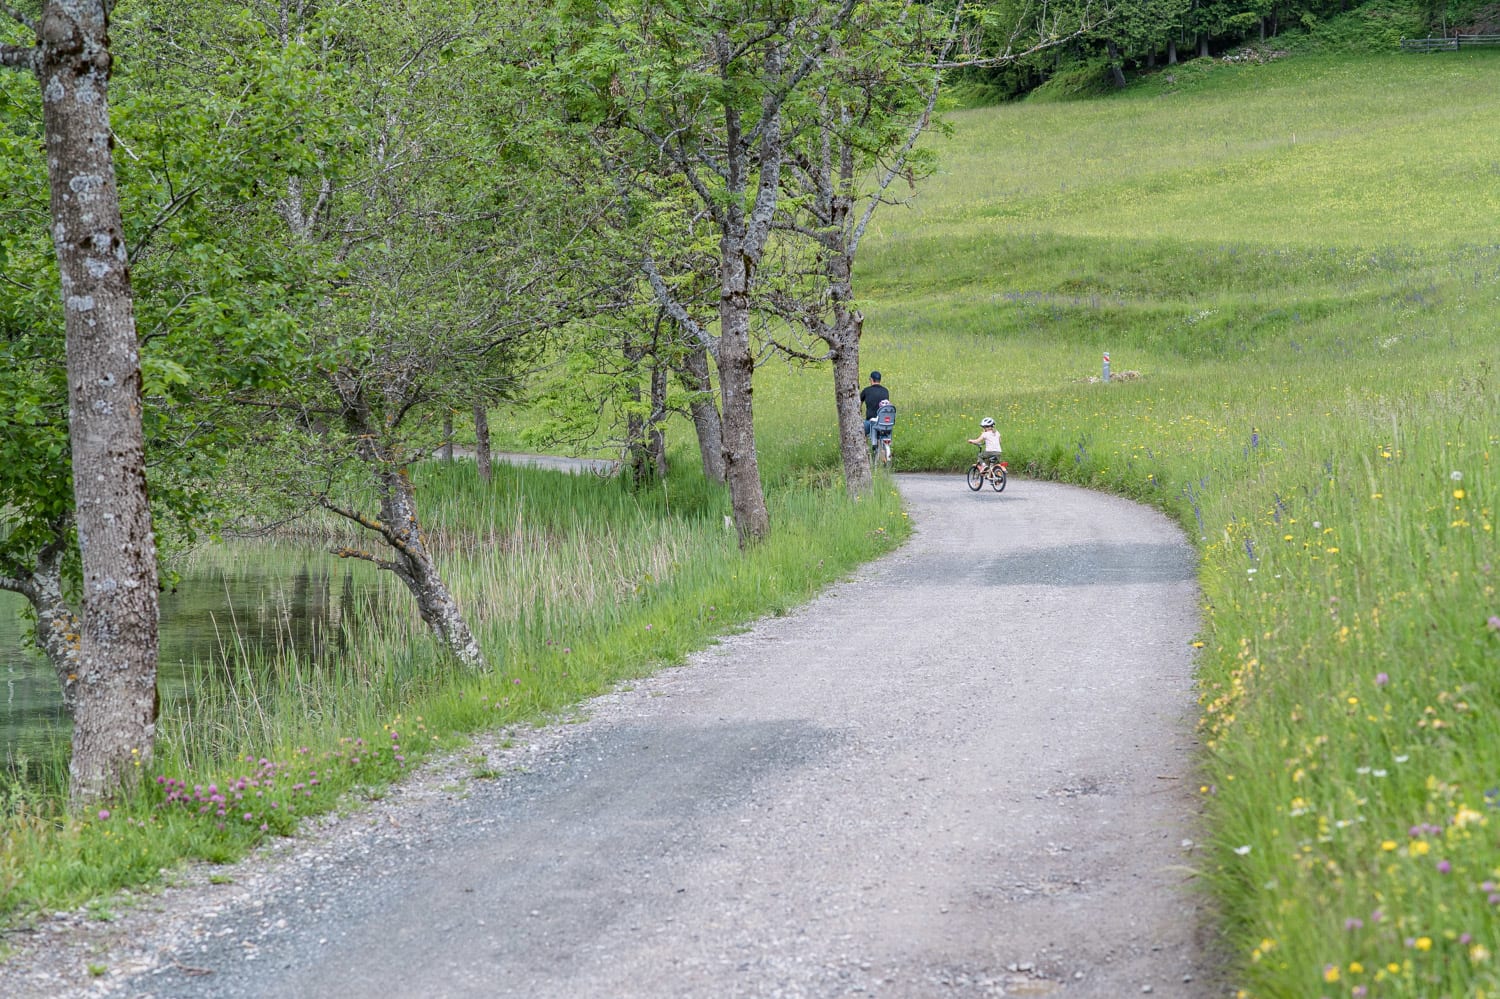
[783,49,1493,999]
[3,46,1498,999]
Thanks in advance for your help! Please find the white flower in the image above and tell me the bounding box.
[1234,845,1252,856]
[1451,470,1464,482]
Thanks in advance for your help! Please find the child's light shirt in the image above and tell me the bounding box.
[976,428,1001,451]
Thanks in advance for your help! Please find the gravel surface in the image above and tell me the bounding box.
[0,474,1223,998]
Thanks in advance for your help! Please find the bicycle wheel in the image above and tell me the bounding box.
[990,465,1007,492]
[966,464,984,491]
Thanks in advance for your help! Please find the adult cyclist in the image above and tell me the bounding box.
[859,371,889,447]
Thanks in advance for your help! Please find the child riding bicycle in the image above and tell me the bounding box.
[968,417,1002,469]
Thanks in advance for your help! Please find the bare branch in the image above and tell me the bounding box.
[743,0,860,149]
[930,5,1101,70]
[642,255,718,361]
[849,12,958,253]
[127,184,205,263]
[0,265,38,293]
[779,0,860,99]
[762,335,832,364]
[329,545,402,574]
[319,498,412,553]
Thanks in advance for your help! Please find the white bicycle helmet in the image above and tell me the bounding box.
[980,417,995,427]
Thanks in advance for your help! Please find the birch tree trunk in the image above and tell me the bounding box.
[1,1,161,803]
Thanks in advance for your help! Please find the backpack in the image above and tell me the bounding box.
[874,399,896,431]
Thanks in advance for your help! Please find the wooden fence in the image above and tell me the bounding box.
[1400,34,1500,51]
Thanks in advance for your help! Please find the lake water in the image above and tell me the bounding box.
[1,541,388,770]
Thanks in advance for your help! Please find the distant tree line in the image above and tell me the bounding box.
[948,0,1488,99]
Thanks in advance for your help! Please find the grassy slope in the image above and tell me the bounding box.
[758,49,1499,998]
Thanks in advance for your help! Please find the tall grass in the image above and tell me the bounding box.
[761,49,1497,998]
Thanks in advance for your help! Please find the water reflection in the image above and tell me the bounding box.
[1,540,392,770]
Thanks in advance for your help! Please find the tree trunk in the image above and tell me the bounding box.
[473,402,492,483]
[0,531,83,714]
[677,341,726,484]
[18,2,161,804]
[328,379,487,670]
[375,469,485,669]
[624,375,651,487]
[820,232,871,496]
[622,326,656,488]
[831,316,872,496]
[1106,41,1128,88]
[1198,34,1210,58]
[330,462,486,669]
[439,412,454,462]
[717,251,769,546]
[1168,39,1178,64]
[648,355,669,479]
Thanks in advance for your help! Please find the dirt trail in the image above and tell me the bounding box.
[1,474,1218,998]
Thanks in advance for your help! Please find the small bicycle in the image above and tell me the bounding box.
[869,399,896,467]
[966,449,1007,492]
[872,426,893,467]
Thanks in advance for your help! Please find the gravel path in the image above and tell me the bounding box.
[0,474,1219,998]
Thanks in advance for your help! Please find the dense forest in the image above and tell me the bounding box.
[955,0,1499,98]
